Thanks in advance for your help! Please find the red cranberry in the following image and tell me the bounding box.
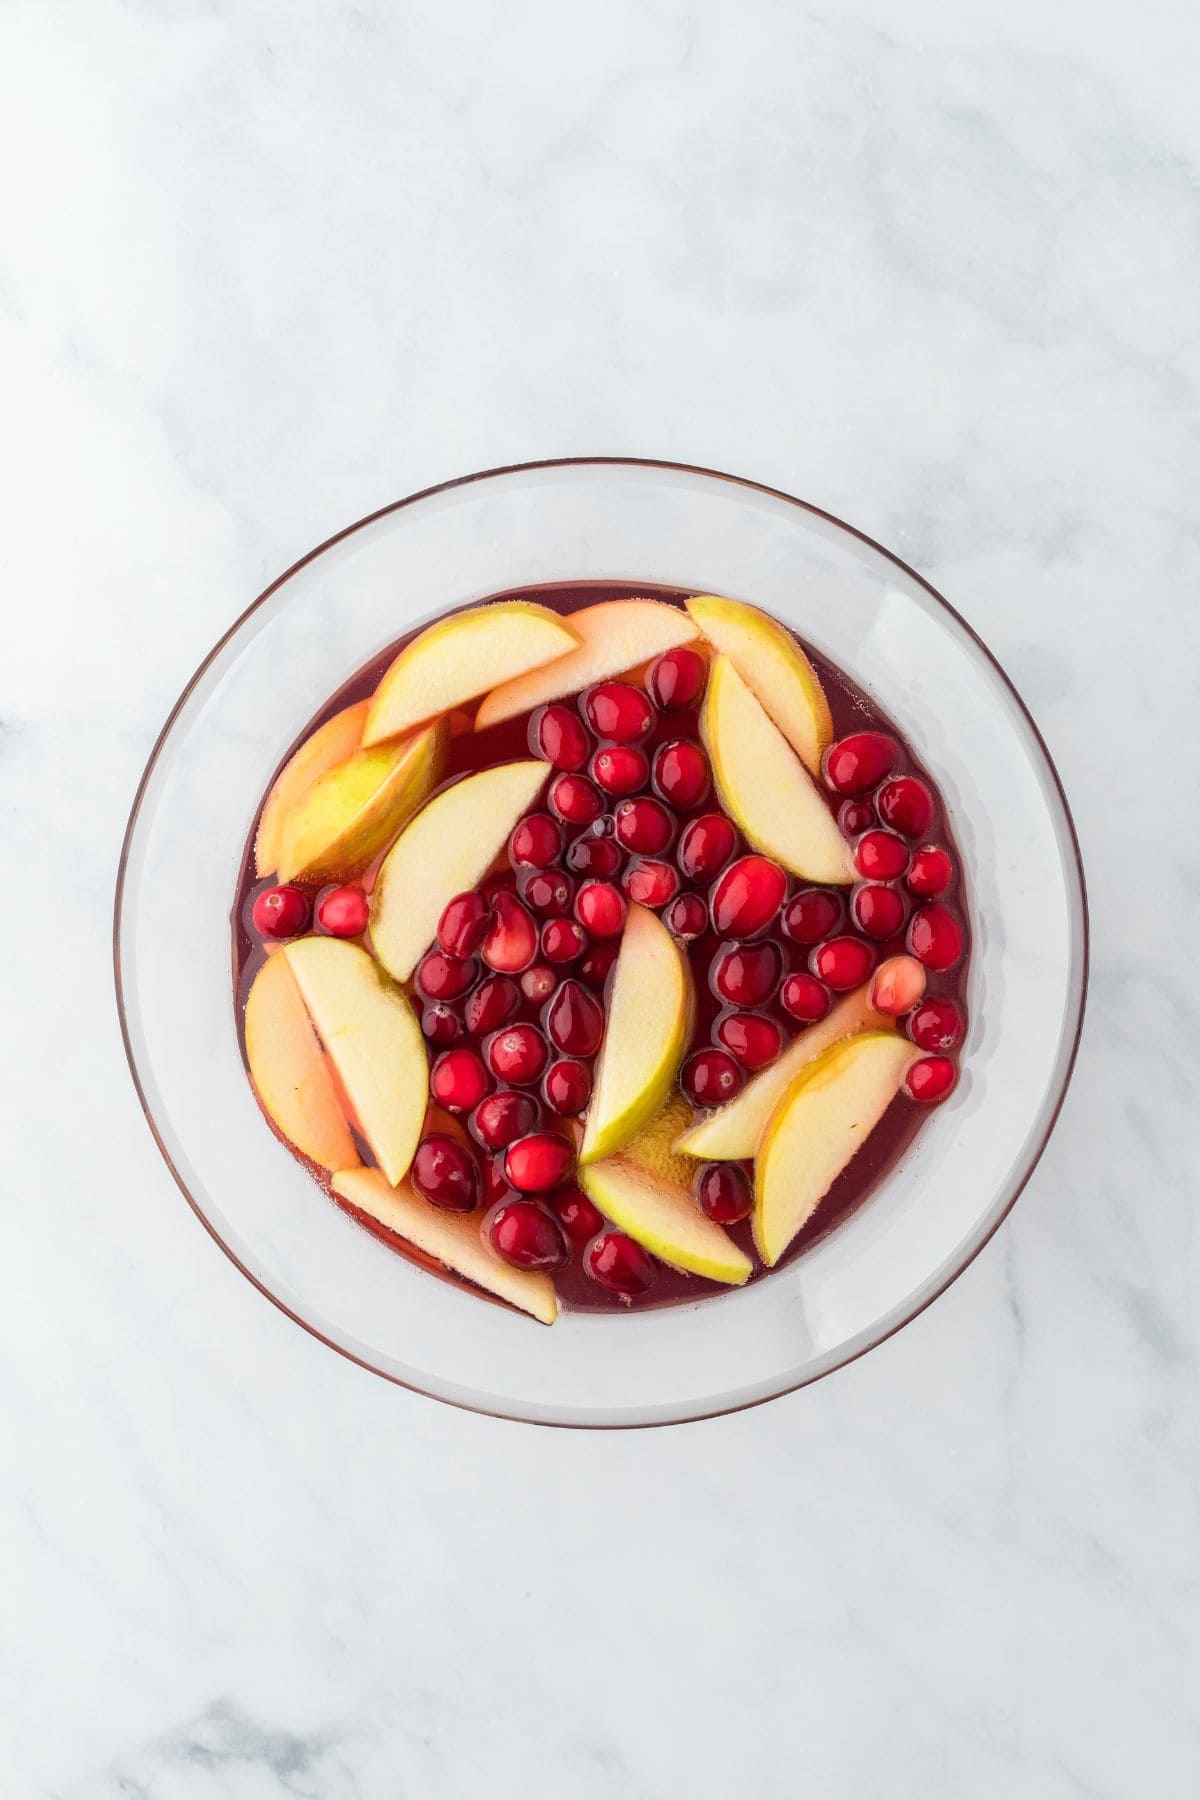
[677,812,736,882]
[316,884,368,937]
[252,885,310,939]
[542,1057,592,1115]
[437,890,491,958]
[614,796,674,855]
[907,844,954,897]
[695,1162,752,1223]
[711,855,787,937]
[647,646,707,712]
[469,1090,540,1151]
[421,1002,462,1045]
[591,746,649,796]
[480,892,538,973]
[549,772,604,826]
[482,1157,516,1211]
[839,798,876,837]
[681,1048,744,1107]
[780,972,832,1023]
[504,1132,575,1193]
[854,830,910,881]
[585,1231,657,1296]
[521,964,557,1003]
[622,858,680,908]
[489,1201,569,1271]
[583,680,654,743]
[520,869,574,917]
[486,1023,548,1085]
[565,833,621,878]
[546,1187,604,1245]
[908,996,965,1052]
[530,704,590,771]
[877,776,934,838]
[464,974,520,1035]
[904,1055,958,1103]
[578,940,619,988]
[416,950,478,1001]
[575,880,626,938]
[509,812,562,869]
[711,941,781,1007]
[411,1134,481,1211]
[715,1011,783,1070]
[664,893,708,941]
[907,903,963,971]
[870,955,926,1018]
[545,979,605,1057]
[781,888,843,943]
[823,731,898,795]
[852,883,907,941]
[811,936,876,990]
[542,917,586,964]
[429,1047,491,1113]
[480,869,517,903]
[653,741,710,809]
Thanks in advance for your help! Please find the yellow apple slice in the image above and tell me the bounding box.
[580,904,692,1165]
[686,594,832,776]
[370,760,548,982]
[256,700,369,878]
[281,937,427,1185]
[363,602,580,745]
[243,953,360,1170]
[474,599,700,730]
[674,983,890,1161]
[275,718,448,884]
[331,1167,557,1324]
[701,656,855,884]
[580,1157,751,1285]
[755,1031,918,1264]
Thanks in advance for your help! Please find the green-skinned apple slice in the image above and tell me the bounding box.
[275,717,448,884]
[685,593,832,776]
[580,1158,751,1285]
[256,699,369,878]
[579,903,692,1165]
[474,599,700,730]
[243,951,360,1171]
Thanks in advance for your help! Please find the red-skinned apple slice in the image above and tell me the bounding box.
[255,700,369,878]
[243,952,360,1171]
[275,719,449,884]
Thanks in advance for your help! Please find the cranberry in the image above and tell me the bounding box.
[546,1187,604,1245]
[542,1057,592,1115]
[469,1090,540,1151]
[715,1011,783,1070]
[907,903,963,971]
[549,772,604,826]
[870,955,927,1018]
[578,940,619,988]
[316,884,368,937]
[877,776,934,838]
[904,1055,958,1103]
[480,869,517,903]
[695,1162,752,1224]
[839,798,876,837]
[520,869,574,917]
[541,917,586,964]
[530,704,590,771]
[854,830,909,882]
[781,888,843,943]
[614,796,674,855]
[575,880,626,938]
[421,1002,462,1045]
[622,858,680,908]
[907,844,954,897]
[852,883,907,941]
[482,1157,516,1211]
[489,1201,569,1271]
[252,885,310,939]
[583,680,654,743]
[565,833,621,878]
[823,731,898,795]
[811,936,876,990]
[653,741,710,809]
[681,1048,744,1107]
[591,746,649,796]
[486,1023,548,1085]
[908,996,965,1052]
[509,812,562,869]
[437,890,491,958]
[412,1134,481,1211]
[480,892,538,973]
[710,855,787,937]
[429,1047,491,1113]
[779,972,832,1023]
[711,941,781,1007]
[647,646,707,712]
[545,979,605,1057]
[464,974,520,1035]
[664,893,708,941]
[416,950,478,1001]
[585,1231,657,1296]
[519,964,556,1004]
[504,1132,575,1193]
[677,812,736,882]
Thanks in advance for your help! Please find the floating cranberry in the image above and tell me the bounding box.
[677,812,736,882]
[542,1057,592,1116]
[489,1201,570,1271]
[548,772,604,826]
[576,880,626,938]
[681,1048,744,1107]
[854,830,909,882]
[647,646,707,711]
[839,798,876,837]
[542,917,586,964]
[907,903,963,971]
[480,892,538,972]
[591,746,649,796]
[520,869,574,917]
[486,1023,548,1085]
[715,1011,783,1070]
[695,1162,752,1224]
[469,1090,540,1151]
[252,885,310,939]
[664,893,708,941]
[583,681,654,743]
[480,869,517,903]
[437,890,491,958]
[578,940,619,988]
[870,955,927,1017]
[585,1231,657,1296]
[811,936,876,990]
[614,796,674,855]
[565,833,621,878]
[520,963,557,1004]
[429,1047,491,1113]
[504,1132,575,1193]
[904,1056,958,1103]
[780,972,832,1023]
[316,884,368,937]
[531,704,590,771]
[622,859,680,908]
[421,1002,462,1045]
[412,1134,480,1211]
[416,950,478,1001]
[711,855,787,937]
[907,844,954,897]
[908,996,965,1052]
[653,741,710,809]
[547,1187,604,1245]
[823,731,898,794]
[545,979,605,1057]
[711,941,781,1006]
[509,812,562,869]
[877,776,934,838]
[482,1157,516,1211]
[853,884,907,941]
[464,974,520,1035]
[781,888,843,943]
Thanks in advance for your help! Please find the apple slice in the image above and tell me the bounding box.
[580,904,692,1165]
[363,602,580,745]
[331,1167,557,1324]
[674,983,890,1161]
[243,952,360,1170]
[255,700,369,878]
[755,1031,918,1264]
[622,1092,697,1191]
[474,599,700,730]
[281,937,427,1185]
[581,1157,751,1285]
[275,718,448,884]
[685,594,832,776]
[701,656,855,884]
[370,760,548,982]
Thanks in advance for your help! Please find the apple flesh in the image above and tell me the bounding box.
[580,1158,751,1285]
[243,951,360,1171]
[685,594,832,776]
[621,1091,696,1191]
[474,599,700,730]
[754,1030,918,1264]
[255,700,369,878]
[580,903,692,1165]
[701,655,856,884]
[363,601,580,744]
[275,718,448,885]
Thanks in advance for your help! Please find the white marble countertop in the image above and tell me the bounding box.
[4,2,1198,1794]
